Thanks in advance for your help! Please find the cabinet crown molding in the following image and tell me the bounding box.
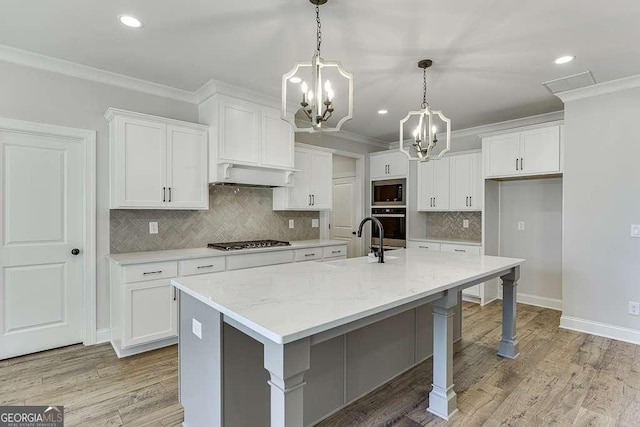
[104,107,209,131]
[478,120,564,139]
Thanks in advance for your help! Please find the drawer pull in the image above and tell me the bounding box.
[331,250,342,254]
[197,264,215,269]
[419,246,429,249]
[305,253,317,257]
[143,270,163,275]
[454,249,466,253]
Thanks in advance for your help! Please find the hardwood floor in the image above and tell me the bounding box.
[1,301,638,426]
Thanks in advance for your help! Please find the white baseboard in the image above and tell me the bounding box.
[498,290,562,311]
[96,328,110,344]
[560,315,640,346]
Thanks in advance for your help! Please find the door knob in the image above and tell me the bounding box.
[71,248,80,256]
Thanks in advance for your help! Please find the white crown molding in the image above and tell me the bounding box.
[0,44,197,103]
[328,130,391,149]
[556,73,640,103]
[104,107,208,130]
[455,111,564,139]
[560,315,640,345]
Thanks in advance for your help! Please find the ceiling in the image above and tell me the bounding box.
[1,0,640,142]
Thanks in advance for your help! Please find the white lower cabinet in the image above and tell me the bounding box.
[109,242,347,357]
[407,240,496,305]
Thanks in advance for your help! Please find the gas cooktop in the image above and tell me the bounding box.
[207,240,291,251]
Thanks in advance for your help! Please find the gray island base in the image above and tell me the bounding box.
[172,249,524,426]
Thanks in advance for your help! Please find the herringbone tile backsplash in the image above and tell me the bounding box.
[426,211,482,242]
[110,186,320,253]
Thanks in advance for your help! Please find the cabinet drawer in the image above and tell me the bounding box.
[295,248,323,262]
[323,245,347,259]
[406,241,441,251]
[440,244,481,255]
[178,257,226,277]
[226,250,294,271]
[122,261,178,283]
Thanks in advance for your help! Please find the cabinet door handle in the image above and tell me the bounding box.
[197,264,214,269]
[308,195,311,206]
[454,249,467,253]
[469,196,472,206]
[312,195,315,205]
[143,270,163,275]
[163,187,166,202]
[516,158,519,171]
[168,187,172,202]
[173,286,177,301]
[521,157,524,170]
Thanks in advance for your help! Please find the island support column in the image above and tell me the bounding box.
[264,338,311,427]
[498,266,520,358]
[427,291,458,420]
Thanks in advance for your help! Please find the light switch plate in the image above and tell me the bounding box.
[631,224,640,238]
[463,220,469,229]
[149,222,158,234]
[192,318,202,339]
[289,219,295,229]
[312,219,319,228]
[517,221,525,231]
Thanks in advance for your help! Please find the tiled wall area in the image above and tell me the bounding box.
[110,185,320,253]
[426,211,482,242]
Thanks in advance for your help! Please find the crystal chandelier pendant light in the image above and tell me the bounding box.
[281,0,354,133]
[399,60,451,161]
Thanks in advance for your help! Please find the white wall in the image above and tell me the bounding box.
[0,60,199,331]
[499,178,563,306]
[332,154,356,177]
[562,86,640,341]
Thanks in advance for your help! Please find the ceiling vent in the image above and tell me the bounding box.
[542,71,596,94]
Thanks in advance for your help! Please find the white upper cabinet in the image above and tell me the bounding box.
[370,151,409,180]
[417,158,450,211]
[484,124,562,178]
[273,145,333,211]
[204,95,295,186]
[450,153,482,211]
[107,108,209,210]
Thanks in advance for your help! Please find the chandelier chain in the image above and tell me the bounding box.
[421,68,428,109]
[316,5,322,55]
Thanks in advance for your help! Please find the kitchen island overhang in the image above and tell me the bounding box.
[172,249,524,426]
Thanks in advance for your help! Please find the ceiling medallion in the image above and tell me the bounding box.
[281,0,354,133]
[399,59,451,161]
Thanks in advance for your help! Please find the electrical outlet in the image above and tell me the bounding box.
[629,301,640,316]
[517,221,525,231]
[631,224,640,238]
[289,219,295,229]
[149,222,158,234]
[192,318,202,339]
[312,218,319,228]
[463,219,469,229]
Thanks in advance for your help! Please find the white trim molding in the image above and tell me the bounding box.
[0,117,98,346]
[560,316,640,346]
[556,73,640,103]
[96,328,111,345]
[498,290,562,311]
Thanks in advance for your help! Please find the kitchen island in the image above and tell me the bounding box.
[171,249,524,426]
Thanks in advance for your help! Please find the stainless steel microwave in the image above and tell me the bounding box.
[372,179,406,206]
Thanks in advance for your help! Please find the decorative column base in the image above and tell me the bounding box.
[427,384,459,420]
[498,266,520,359]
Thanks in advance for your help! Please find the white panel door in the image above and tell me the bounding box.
[369,154,389,180]
[288,149,311,208]
[166,126,208,209]
[433,158,451,210]
[484,133,520,178]
[330,177,359,258]
[416,161,435,211]
[0,130,84,360]
[450,154,472,210]
[468,153,483,210]
[385,152,408,178]
[261,108,294,169]
[219,100,260,165]
[116,117,167,207]
[122,280,177,348]
[520,126,561,175]
[310,151,333,210]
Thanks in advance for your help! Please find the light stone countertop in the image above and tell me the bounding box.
[171,249,524,345]
[407,237,482,246]
[106,239,347,265]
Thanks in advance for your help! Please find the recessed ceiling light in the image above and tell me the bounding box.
[119,15,143,28]
[554,55,575,65]
[377,109,388,115]
[289,77,302,84]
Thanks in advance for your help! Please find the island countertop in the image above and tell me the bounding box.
[171,249,524,345]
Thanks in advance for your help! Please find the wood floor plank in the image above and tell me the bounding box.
[573,406,616,426]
